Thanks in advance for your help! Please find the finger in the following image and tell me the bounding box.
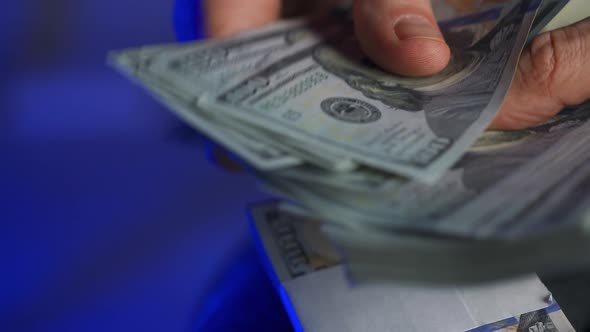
[352,0,451,76]
[490,18,590,130]
[204,0,281,38]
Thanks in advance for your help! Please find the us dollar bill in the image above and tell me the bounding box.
[263,101,590,239]
[258,103,590,286]
[110,17,361,171]
[202,0,540,182]
[109,45,302,170]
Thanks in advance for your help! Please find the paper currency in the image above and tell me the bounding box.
[465,304,575,332]
[110,45,302,170]
[203,0,540,182]
[110,0,590,286]
[109,0,583,179]
[110,18,361,171]
[255,102,590,287]
[144,20,316,95]
[266,101,590,239]
[109,0,585,176]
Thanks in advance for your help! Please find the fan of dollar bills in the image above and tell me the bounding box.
[110,0,590,283]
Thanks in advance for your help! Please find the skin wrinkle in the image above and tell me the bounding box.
[528,32,558,104]
[545,30,560,105]
[491,18,590,130]
[492,51,560,130]
[557,20,590,105]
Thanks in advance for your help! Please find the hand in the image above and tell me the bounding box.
[204,0,590,130]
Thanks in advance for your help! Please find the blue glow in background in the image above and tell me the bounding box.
[1,0,292,331]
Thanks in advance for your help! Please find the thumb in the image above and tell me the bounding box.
[352,0,450,77]
[205,0,281,38]
[491,18,590,130]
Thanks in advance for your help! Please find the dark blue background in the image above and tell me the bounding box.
[1,0,293,331]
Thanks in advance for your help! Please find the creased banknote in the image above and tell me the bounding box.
[110,45,302,170]
[110,17,361,171]
[203,0,540,182]
[145,18,340,96]
[264,101,590,239]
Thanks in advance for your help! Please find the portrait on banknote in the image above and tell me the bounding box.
[312,3,525,141]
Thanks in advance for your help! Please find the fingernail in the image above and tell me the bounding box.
[394,15,444,42]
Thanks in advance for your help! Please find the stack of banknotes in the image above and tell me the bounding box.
[249,201,576,331]
[110,0,590,283]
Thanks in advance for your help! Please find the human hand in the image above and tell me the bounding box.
[204,0,590,130]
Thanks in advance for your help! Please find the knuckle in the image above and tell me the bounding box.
[526,21,589,104]
[526,31,558,95]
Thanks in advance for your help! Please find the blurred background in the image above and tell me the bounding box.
[3,1,590,331]
[1,0,293,331]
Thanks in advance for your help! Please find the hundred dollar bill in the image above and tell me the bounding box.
[262,101,590,239]
[110,17,360,171]
[145,18,340,96]
[202,0,540,182]
[110,46,302,170]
